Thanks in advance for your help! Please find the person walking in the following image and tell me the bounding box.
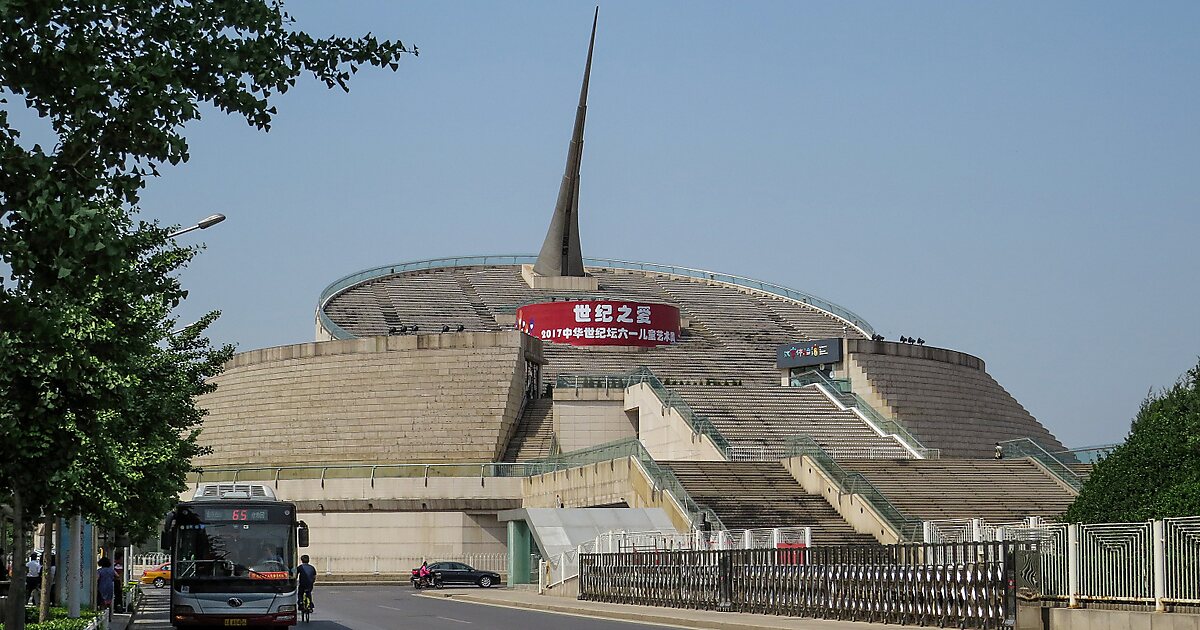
[97,557,118,620]
[25,553,42,605]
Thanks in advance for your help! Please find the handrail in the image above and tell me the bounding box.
[791,369,937,460]
[188,461,584,484]
[315,254,875,341]
[555,368,735,459]
[539,437,727,533]
[999,438,1084,492]
[784,435,924,542]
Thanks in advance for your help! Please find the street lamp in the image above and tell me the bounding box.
[168,213,226,238]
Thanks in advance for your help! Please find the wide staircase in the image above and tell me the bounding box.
[503,398,555,461]
[663,461,877,545]
[839,458,1077,522]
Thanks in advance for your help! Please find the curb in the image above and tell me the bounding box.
[418,591,802,630]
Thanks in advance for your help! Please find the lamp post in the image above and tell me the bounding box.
[167,213,225,238]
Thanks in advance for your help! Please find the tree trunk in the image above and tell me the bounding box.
[6,490,26,630]
[39,515,55,622]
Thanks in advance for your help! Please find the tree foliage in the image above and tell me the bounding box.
[1064,360,1200,523]
[1,2,413,627]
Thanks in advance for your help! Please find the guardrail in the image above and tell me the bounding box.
[784,435,924,542]
[316,254,876,341]
[189,461,591,488]
[556,367,735,459]
[998,438,1083,493]
[580,541,1021,628]
[1004,517,1200,610]
[539,437,726,533]
[790,369,937,459]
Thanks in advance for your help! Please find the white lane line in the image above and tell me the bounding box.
[437,616,472,624]
[377,604,406,611]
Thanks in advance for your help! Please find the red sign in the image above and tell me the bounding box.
[516,300,681,347]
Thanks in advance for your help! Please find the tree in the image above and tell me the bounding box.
[0,3,414,627]
[1064,359,1200,523]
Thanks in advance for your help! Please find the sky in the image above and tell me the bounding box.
[25,1,1200,449]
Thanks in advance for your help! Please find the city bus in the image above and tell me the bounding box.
[161,483,310,627]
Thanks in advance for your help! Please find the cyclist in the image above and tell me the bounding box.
[297,555,317,616]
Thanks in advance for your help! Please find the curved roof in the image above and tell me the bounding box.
[318,255,875,341]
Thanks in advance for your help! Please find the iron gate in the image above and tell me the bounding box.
[579,542,1024,629]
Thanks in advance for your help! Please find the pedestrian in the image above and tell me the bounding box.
[97,557,118,617]
[25,553,42,605]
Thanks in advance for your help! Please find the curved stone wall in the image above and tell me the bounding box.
[195,331,539,468]
[846,340,1065,459]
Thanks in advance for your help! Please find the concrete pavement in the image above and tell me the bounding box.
[419,588,890,630]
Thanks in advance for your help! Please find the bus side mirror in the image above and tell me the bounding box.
[298,521,309,548]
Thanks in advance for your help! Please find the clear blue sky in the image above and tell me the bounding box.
[124,1,1198,449]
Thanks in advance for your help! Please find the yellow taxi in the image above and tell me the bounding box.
[140,563,171,588]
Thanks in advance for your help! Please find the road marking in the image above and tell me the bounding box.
[377,605,406,611]
[437,616,472,624]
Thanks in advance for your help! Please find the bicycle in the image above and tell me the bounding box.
[299,590,314,623]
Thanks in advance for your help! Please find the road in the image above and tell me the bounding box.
[309,585,674,630]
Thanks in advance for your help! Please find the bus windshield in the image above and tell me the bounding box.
[175,522,294,580]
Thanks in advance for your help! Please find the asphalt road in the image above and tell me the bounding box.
[308,585,671,630]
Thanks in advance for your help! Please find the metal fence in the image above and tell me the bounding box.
[580,542,1019,629]
[546,527,815,587]
[1001,517,1200,610]
[311,553,510,577]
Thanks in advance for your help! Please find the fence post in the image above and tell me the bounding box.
[803,527,812,548]
[538,559,546,594]
[771,528,782,548]
[971,518,983,542]
[373,556,379,576]
[743,530,753,550]
[1152,519,1166,612]
[1067,523,1080,608]
[923,521,933,543]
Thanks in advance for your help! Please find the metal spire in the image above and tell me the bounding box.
[533,7,598,278]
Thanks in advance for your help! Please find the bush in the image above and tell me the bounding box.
[1,608,98,630]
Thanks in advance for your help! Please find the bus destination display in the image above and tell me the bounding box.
[202,508,269,522]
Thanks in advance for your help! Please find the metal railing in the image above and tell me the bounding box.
[790,369,937,459]
[312,553,510,577]
[546,526,815,587]
[539,437,726,533]
[316,254,875,341]
[1052,444,1116,465]
[999,516,1200,609]
[188,461,599,487]
[557,367,734,458]
[579,542,1020,628]
[998,438,1083,492]
[784,435,924,542]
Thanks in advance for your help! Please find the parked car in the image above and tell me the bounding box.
[416,562,500,588]
[140,563,171,588]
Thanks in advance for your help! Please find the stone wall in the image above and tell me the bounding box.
[552,388,635,452]
[195,331,540,467]
[846,339,1065,459]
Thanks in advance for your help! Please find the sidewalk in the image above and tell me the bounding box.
[126,588,171,629]
[419,589,891,630]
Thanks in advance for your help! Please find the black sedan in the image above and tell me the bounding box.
[423,562,501,588]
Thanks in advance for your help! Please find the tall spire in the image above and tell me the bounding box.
[533,7,598,278]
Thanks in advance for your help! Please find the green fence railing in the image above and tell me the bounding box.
[540,437,726,532]
[785,435,924,542]
[999,438,1084,493]
[790,370,937,460]
[557,368,734,459]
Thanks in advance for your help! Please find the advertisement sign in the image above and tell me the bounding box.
[516,300,681,347]
[776,338,843,369]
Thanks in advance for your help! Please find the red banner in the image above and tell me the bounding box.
[516,300,681,347]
